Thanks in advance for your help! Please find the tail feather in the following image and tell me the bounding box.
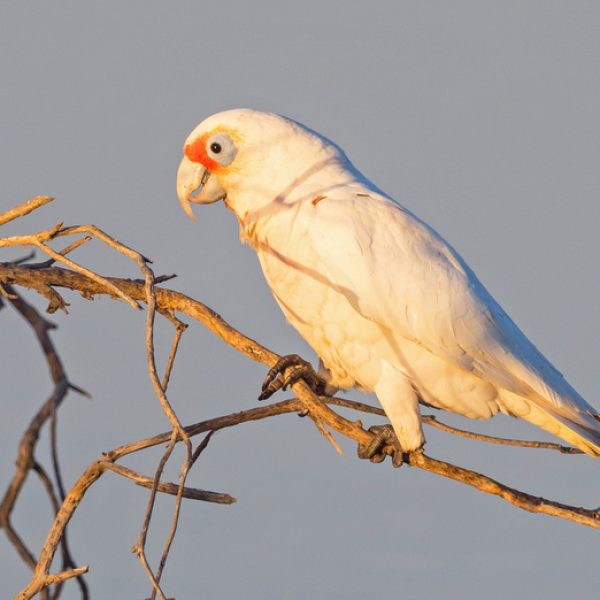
[539,404,600,456]
[501,389,600,456]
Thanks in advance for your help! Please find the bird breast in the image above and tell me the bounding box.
[247,199,395,391]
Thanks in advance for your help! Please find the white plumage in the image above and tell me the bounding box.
[177,108,600,455]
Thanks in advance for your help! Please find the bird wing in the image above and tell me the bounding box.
[299,189,600,443]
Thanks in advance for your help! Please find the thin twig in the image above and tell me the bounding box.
[159,311,188,391]
[308,413,344,455]
[422,414,582,453]
[0,222,63,247]
[138,267,193,599]
[149,314,191,599]
[42,567,89,589]
[134,432,177,600]
[32,463,61,515]
[324,396,581,454]
[0,196,54,226]
[35,240,139,309]
[191,431,216,465]
[1,287,88,600]
[104,463,234,504]
[30,236,93,269]
[32,462,89,600]
[0,222,139,308]
[152,432,216,595]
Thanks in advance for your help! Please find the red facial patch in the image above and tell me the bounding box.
[184,134,221,172]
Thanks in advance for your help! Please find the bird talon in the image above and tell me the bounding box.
[258,354,327,401]
[369,452,387,464]
[357,424,405,468]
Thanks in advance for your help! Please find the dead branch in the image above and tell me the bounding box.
[0,195,54,226]
[2,208,197,598]
[103,463,234,503]
[0,286,89,600]
[3,200,599,599]
[0,224,138,309]
[327,396,583,454]
[3,262,600,529]
[12,401,295,600]
[15,391,600,600]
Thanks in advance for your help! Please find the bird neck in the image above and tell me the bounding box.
[224,157,359,246]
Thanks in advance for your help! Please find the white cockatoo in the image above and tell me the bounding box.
[177,108,600,461]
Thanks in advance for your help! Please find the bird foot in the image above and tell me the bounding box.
[357,424,421,468]
[258,354,328,402]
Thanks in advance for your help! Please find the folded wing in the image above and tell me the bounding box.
[305,189,600,454]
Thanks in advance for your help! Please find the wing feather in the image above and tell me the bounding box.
[303,189,600,448]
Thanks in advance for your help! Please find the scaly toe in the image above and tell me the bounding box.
[258,354,328,401]
[357,424,405,468]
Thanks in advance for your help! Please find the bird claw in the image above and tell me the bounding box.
[258,354,328,403]
[357,424,406,468]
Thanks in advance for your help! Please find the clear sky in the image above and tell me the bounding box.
[2,2,600,598]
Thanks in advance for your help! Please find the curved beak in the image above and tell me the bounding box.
[176,155,227,220]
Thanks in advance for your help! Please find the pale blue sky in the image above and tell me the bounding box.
[2,2,600,598]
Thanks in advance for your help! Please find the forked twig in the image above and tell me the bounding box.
[1,201,195,598]
[150,315,191,599]
[0,222,138,308]
[0,287,89,600]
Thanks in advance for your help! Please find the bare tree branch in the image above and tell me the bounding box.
[151,430,215,600]
[0,286,89,600]
[2,205,196,597]
[0,224,138,308]
[3,200,599,600]
[3,262,597,495]
[14,390,600,600]
[0,196,54,226]
[103,463,234,503]
[327,396,584,454]
[12,401,296,600]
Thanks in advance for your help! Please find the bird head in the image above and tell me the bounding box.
[177,109,351,220]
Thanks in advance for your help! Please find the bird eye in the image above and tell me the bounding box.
[206,133,237,166]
